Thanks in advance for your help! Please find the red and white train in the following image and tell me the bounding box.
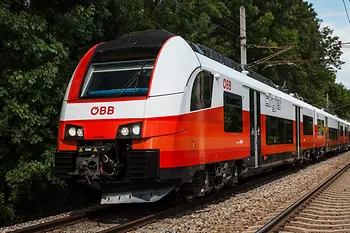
[55,30,350,204]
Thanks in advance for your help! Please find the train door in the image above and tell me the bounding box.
[338,122,341,149]
[295,106,301,158]
[249,89,261,168]
[325,117,329,152]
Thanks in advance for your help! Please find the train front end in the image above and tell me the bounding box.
[54,30,201,204]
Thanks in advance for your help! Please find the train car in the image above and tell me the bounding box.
[337,117,350,151]
[313,107,327,158]
[345,120,349,146]
[54,30,350,204]
[346,120,350,147]
[325,112,341,152]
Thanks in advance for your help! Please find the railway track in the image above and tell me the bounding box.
[94,165,300,233]
[7,163,300,233]
[8,205,116,233]
[7,152,345,233]
[255,160,350,233]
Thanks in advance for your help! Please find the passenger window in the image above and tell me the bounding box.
[340,126,344,136]
[266,115,293,145]
[329,128,338,141]
[190,71,214,111]
[224,92,242,133]
[303,115,313,135]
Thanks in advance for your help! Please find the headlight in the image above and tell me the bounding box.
[120,127,129,136]
[132,125,140,135]
[68,127,76,136]
[77,128,84,137]
[117,122,142,139]
[65,124,84,139]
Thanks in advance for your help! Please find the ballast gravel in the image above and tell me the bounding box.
[1,152,350,233]
[0,204,104,233]
[131,152,350,233]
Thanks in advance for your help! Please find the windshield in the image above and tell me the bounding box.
[81,59,155,98]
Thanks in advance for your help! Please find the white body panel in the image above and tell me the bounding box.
[149,36,201,96]
[260,93,295,121]
[328,117,338,129]
[314,107,326,122]
[61,100,147,120]
[197,53,249,111]
[302,107,314,119]
[144,93,184,118]
[60,35,350,130]
[195,53,316,121]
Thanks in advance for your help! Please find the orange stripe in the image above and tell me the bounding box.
[57,104,347,168]
[133,107,250,152]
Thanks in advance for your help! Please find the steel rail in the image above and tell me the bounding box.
[255,161,350,233]
[97,166,299,233]
[9,206,115,233]
[97,204,185,233]
[8,152,341,233]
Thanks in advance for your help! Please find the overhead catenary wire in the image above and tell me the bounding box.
[199,1,247,32]
[343,0,350,23]
[247,46,294,67]
[244,44,294,49]
[179,6,242,39]
[180,5,310,69]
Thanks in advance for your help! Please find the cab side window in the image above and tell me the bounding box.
[190,70,214,111]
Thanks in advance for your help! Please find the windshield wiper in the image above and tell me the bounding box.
[114,61,147,98]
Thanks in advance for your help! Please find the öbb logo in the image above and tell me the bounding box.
[90,106,114,115]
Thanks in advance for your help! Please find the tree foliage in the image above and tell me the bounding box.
[0,0,349,226]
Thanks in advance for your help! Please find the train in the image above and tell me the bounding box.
[54,30,350,204]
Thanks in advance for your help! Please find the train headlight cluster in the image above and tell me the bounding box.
[117,122,142,138]
[65,124,84,139]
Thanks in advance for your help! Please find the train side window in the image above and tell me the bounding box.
[224,92,242,133]
[190,70,214,111]
[266,115,293,145]
[317,119,324,136]
[303,115,313,135]
[329,128,338,141]
[340,126,344,136]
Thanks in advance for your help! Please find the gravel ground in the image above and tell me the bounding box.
[1,152,350,233]
[131,152,350,233]
[0,204,105,233]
